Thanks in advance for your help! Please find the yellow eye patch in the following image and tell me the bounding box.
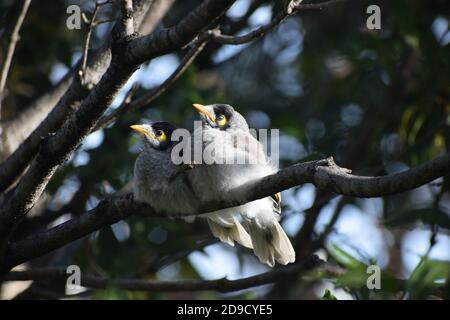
[155,130,167,142]
[216,114,227,126]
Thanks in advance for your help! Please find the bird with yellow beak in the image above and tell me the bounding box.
[130,121,252,249]
[189,103,295,267]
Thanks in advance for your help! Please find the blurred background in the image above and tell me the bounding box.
[0,0,449,299]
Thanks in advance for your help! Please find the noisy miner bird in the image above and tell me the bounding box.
[189,104,295,267]
[131,122,252,249]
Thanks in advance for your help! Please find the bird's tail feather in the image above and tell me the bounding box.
[246,220,295,267]
[206,214,253,249]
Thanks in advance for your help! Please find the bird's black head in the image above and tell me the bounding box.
[192,103,249,131]
[130,121,177,150]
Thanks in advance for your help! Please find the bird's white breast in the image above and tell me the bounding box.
[188,127,277,203]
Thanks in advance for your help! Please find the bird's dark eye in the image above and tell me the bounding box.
[154,130,167,142]
[215,114,227,126]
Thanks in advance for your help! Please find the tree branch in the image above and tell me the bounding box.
[118,0,135,37]
[0,71,89,193]
[98,0,348,129]
[3,154,449,271]
[96,33,208,130]
[296,0,347,10]
[125,0,234,65]
[0,68,75,161]
[2,255,324,293]
[316,196,348,245]
[0,0,155,192]
[0,0,346,192]
[79,1,113,86]
[211,0,346,45]
[138,0,176,35]
[0,0,31,111]
[0,0,236,261]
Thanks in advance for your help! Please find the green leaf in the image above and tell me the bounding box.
[407,258,450,299]
[334,270,368,289]
[321,289,338,300]
[327,244,366,270]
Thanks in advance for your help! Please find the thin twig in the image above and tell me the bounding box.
[211,12,287,45]
[79,0,114,86]
[0,0,32,111]
[211,0,346,45]
[79,8,100,86]
[316,196,348,245]
[297,0,347,11]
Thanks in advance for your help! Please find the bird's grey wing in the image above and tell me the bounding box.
[168,162,195,182]
[166,158,201,200]
[233,132,281,214]
[232,132,266,164]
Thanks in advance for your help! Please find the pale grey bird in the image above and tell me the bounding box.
[131,122,252,249]
[188,104,295,267]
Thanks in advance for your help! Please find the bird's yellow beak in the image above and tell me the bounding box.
[130,124,155,139]
[192,103,215,122]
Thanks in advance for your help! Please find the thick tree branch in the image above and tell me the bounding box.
[3,154,449,270]
[3,255,324,293]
